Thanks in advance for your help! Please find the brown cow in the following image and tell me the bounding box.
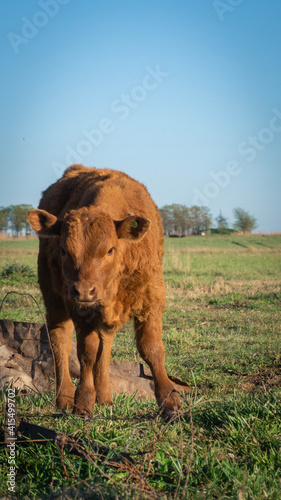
[27,164,182,417]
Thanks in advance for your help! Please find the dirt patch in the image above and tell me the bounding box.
[238,367,281,392]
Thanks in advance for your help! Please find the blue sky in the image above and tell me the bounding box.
[1,0,281,232]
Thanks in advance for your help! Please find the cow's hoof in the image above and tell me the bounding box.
[96,397,114,406]
[96,387,114,406]
[56,394,75,412]
[73,404,92,416]
[162,407,187,422]
[158,390,184,420]
[55,382,75,411]
[74,386,96,415]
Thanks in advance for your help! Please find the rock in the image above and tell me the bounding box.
[0,319,190,400]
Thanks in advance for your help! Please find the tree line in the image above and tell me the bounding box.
[160,205,257,235]
[0,204,257,237]
[160,204,212,235]
[0,205,34,237]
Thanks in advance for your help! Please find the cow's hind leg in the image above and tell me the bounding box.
[74,328,114,415]
[135,315,182,416]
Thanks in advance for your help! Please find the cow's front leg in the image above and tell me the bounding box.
[74,330,99,415]
[135,315,183,417]
[49,318,75,411]
[94,330,114,406]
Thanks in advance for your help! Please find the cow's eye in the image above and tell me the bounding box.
[60,247,66,257]
[107,247,114,256]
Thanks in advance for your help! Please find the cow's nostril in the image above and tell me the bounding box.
[72,285,80,298]
[89,287,96,298]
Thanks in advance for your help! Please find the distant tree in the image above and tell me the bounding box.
[171,204,191,235]
[9,204,34,236]
[233,208,257,233]
[20,204,34,236]
[216,211,228,234]
[160,204,212,235]
[9,205,23,236]
[190,206,212,234]
[0,207,10,233]
[200,206,212,232]
[159,205,175,234]
[160,204,191,235]
[189,206,201,235]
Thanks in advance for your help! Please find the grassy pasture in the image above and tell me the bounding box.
[0,235,281,498]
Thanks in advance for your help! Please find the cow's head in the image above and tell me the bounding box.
[27,208,150,307]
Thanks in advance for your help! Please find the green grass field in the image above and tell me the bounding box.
[0,235,281,499]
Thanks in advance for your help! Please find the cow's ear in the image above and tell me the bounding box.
[27,209,63,238]
[115,216,150,241]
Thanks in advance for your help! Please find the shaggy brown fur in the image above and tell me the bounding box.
[27,164,181,416]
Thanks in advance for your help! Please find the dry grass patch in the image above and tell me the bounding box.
[166,278,281,303]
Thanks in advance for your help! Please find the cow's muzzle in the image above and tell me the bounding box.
[70,283,99,304]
